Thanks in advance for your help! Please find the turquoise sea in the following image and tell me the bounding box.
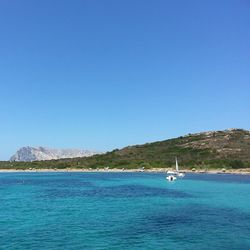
[0,172,250,250]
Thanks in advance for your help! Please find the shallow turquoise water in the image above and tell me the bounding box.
[0,172,250,249]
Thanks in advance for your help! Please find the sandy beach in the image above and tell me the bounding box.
[1,168,250,175]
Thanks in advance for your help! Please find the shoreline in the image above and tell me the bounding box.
[0,168,250,175]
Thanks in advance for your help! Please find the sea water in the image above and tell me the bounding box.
[0,172,250,250]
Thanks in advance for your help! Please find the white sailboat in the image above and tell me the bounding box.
[166,157,185,181]
[166,157,178,182]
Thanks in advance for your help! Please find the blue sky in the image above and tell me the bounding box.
[0,0,249,160]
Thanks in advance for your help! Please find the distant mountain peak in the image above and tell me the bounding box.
[10,146,100,162]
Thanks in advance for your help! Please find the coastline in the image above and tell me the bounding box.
[0,168,250,175]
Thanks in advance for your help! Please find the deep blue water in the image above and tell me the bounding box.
[0,172,250,249]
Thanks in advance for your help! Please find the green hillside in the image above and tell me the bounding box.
[1,129,250,170]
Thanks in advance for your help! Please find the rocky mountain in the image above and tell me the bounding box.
[3,128,250,169]
[10,146,100,162]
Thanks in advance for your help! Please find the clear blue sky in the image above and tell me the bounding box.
[0,0,249,160]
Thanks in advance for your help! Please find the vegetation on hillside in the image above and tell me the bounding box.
[0,129,249,170]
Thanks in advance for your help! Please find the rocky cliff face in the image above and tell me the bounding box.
[10,146,100,162]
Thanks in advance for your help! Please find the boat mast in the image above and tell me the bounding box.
[175,157,179,172]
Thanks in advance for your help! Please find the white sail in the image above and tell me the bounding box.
[175,157,179,172]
